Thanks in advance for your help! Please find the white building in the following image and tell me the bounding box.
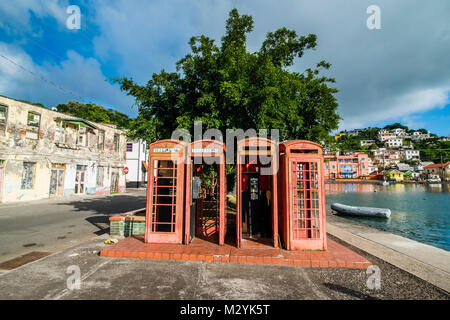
[401,149,420,161]
[125,140,149,188]
[411,131,431,141]
[360,140,376,147]
[377,131,396,142]
[392,128,406,136]
[385,138,403,148]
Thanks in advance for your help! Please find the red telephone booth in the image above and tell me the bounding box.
[145,139,187,244]
[184,140,227,245]
[278,140,327,251]
[236,137,278,248]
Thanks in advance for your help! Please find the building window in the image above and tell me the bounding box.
[26,112,40,139]
[113,134,119,152]
[0,105,7,135]
[77,126,87,146]
[98,130,105,150]
[54,120,65,143]
[21,162,35,189]
[96,166,104,187]
[127,143,133,152]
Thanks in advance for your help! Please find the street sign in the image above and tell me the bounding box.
[124,167,129,174]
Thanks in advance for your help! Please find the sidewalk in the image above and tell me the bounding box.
[326,214,450,293]
[0,234,448,299]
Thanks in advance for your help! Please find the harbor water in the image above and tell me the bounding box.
[325,183,450,251]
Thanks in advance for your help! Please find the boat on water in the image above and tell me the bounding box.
[331,203,391,218]
[380,181,389,186]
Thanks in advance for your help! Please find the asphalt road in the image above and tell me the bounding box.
[0,189,146,266]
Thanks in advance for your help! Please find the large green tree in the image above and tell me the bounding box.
[114,9,340,142]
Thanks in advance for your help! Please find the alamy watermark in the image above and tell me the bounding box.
[366,265,381,290]
[66,5,81,30]
[169,121,280,175]
[66,265,81,290]
[366,5,381,30]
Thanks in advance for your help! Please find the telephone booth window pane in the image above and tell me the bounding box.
[151,160,177,233]
[292,161,321,239]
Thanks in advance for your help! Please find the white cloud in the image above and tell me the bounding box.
[0,42,134,113]
[0,0,69,33]
[1,0,450,129]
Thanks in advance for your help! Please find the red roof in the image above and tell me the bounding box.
[424,162,450,169]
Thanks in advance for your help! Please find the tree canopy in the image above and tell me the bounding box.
[113,8,340,143]
[54,100,130,129]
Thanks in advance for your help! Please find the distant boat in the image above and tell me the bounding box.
[380,181,389,186]
[331,203,391,218]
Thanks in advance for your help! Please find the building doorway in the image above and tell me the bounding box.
[75,165,86,194]
[49,163,65,197]
[110,169,119,194]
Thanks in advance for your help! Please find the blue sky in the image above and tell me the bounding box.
[0,0,449,136]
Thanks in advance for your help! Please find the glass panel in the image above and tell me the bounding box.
[292,161,321,240]
[152,160,177,233]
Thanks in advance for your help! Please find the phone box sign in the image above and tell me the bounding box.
[191,148,219,153]
[153,148,180,153]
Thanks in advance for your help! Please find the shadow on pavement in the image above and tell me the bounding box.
[57,193,147,235]
[323,283,379,300]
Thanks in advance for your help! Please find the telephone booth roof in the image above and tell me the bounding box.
[280,140,323,152]
[149,139,187,157]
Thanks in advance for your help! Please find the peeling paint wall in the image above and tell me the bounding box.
[0,96,127,203]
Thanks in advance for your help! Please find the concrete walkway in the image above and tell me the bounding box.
[0,235,447,299]
[327,214,450,293]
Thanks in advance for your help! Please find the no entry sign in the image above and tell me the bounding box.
[123,167,129,174]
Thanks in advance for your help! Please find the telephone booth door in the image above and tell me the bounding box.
[279,140,327,251]
[236,137,278,248]
[145,140,187,244]
[184,140,226,245]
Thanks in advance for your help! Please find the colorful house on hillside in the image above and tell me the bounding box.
[324,153,369,179]
[387,169,404,181]
[424,162,450,181]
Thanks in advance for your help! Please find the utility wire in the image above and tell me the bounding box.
[0,52,85,101]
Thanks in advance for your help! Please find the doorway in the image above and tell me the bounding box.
[75,165,86,194]
[240,158,274,245]
[190,162,220,242]
[110,169,119,194]
[49,163,65,197]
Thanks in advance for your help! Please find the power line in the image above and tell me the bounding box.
[0,52,85,101]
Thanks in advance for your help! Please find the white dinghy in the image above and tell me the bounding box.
[331,203,391,218]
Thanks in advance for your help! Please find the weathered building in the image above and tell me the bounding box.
[0,95,127,203]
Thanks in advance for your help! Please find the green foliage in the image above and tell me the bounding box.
[335,135,367,153]
[413,140,450,163]
[54,100,130,129]
[384,123,408,131]
[18,99,48,109]
[113,8,340,142]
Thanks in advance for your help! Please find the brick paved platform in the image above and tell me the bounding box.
[100,236,372,269]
